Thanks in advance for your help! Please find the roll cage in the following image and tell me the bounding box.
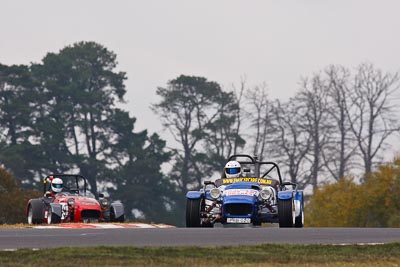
[217,154,297,190]
[43,174,89,195]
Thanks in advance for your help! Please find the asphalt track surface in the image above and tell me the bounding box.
[1,227,400,249]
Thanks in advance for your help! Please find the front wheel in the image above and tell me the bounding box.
[186,199,202,227]
[27,199,45,225]
[278,198,295,228]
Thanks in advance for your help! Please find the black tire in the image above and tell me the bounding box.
[27,199,45,224]
[278,199,295,228]
[186,199,202,227]
[295,198,304,228]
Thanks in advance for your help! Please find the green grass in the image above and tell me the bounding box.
[1,243,400,267]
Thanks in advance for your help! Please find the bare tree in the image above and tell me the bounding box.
[322,65,358,181]
[231,76,247,156]
[272,100,312,188]
[246,82,275,161]
[295,75,332,191]
[346,63,400,177]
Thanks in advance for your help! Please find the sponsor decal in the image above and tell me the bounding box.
[224,189,258,197]
[222,177,273,185]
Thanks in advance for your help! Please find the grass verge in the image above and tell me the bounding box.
[0,224,33,229]
[1,243,400,267]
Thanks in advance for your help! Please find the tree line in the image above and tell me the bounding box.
[0,42,176,224]
[154,65,400,193]
[1,41,399,225]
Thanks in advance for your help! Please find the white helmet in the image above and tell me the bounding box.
[51,178,63,193]
[224,161,242,178]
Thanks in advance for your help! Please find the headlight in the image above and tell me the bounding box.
[260,187,273,200]
[67,198,75,206]
[101,198,109,207]
[210,188,221,199]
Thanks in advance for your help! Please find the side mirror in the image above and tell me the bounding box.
[45,192,52,198]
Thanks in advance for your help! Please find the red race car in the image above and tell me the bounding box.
[27,174,125,224]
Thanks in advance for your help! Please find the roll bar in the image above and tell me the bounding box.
[43,174,87,195]
[226,154,283,185]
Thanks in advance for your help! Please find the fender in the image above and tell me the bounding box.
[294,191,303,202]
[186,191,204,200]
[294,191,304,216]
[111,202,124,218]
[49,203,63,218]
[278,191,293,200]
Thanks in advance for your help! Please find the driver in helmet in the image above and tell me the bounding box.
[45,177,63,198]
[224,161,243,178]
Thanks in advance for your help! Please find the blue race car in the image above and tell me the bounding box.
[186,154,304,228]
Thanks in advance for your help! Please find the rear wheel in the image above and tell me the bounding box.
[27,199,45,225]
[278,198,295,228]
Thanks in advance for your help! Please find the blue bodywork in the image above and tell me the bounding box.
[186,191,203,200]
[185,154,305,227]
[294,191,303,215]
[278,191,293,200]
[221,182,259,220]
[186,181,303,225]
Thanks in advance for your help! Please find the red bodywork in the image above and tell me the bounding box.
[52,193,103,222]
[26,174,107,224]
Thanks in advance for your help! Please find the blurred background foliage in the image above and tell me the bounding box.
[307,158,400,227]
[0,167,40,224]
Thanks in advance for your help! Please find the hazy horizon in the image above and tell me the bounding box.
[2,1,400,148]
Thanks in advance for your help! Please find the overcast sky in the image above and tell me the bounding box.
[1,0,400,139]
